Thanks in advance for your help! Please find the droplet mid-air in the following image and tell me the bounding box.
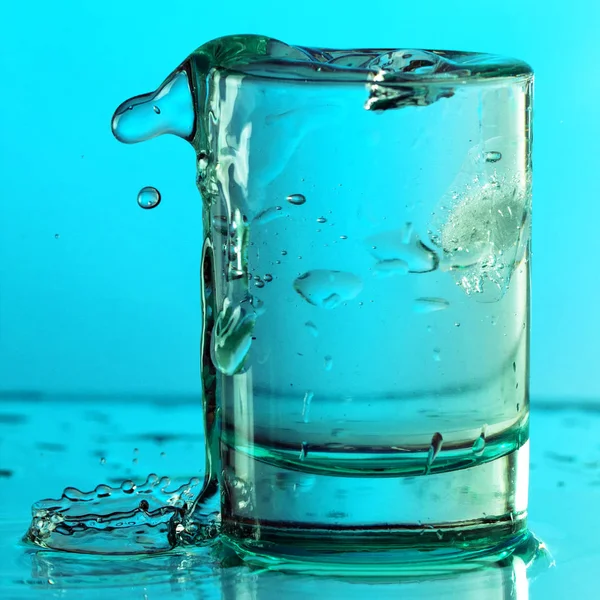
[137,186,161,209]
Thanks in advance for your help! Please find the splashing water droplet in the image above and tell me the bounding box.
[305,321,319,337]
[137,186,161,209]
[485,151,502,163]
[302,391,314,423]
[324,355,333,371]
[413,297,450,313]
[293,270,363,308]
[316,216,327,224]
[425,432,443,474]
[111,71,194,144]
[211,298,256,375]
[286,193,306,206]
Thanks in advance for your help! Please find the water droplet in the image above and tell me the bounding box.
[432,348,441,362]
[286,193,306,206]
[139,499,150,511]
[112,70,194,144]
[373,259,410,278]
[253,206,287,225]
[264,274,273,282]
[211,298,256,375]
[485,151,502,163]
[472,429,486,456]
[425,432,443,474]
[299,442,309,461]
[121,480,136,494]
[367,229,438,273]
[413,297,450,313]
[293,270,363,309]
[137,186,161,209]
[212,215,229,236]
[305,321,319,337]
[153,105,161,115]
[302,391,314,423]
[324,356,333,371]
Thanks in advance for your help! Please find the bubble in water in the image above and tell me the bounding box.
[373,259,409,278]
[367,229,438,273]
[112,71,195,144]
[340,235,348,240]
[137,186,161,209]
[293,270,363,308]
[302,391,314,423]
[485,151,502,163]
[99,457,106,465]
[212,215,229,236]
[254,279,265,288]
[287,193,306,206]
[263,274,273,282]
[413,297,450,313]
[425,432,443,474]
[316,216,327,224]
[432,348,441,362]
[253,206,287,225]
[299,442,309,461]
[473,428,487,456]
[324,355,333,371]
[281,250,288,256]
[305,321,319,337]
[54,233,60,240]
[211,298,257,375]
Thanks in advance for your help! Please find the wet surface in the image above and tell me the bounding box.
[0,395,598,598]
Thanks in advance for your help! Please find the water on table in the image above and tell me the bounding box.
[4,394,600,597]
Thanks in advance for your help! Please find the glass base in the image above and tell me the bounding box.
[221,519,533,575]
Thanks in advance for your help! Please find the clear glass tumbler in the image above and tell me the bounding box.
[114,35,534,570]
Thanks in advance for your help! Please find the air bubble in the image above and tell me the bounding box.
[287,193,306,206]
[293,270,363,309]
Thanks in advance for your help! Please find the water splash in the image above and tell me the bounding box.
[25,475,216,554]
[112,71,195,144]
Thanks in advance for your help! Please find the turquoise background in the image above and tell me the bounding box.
[1,1,597,400]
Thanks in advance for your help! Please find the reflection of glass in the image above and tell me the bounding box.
[111,34,534,568]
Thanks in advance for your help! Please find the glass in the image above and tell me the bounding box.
[112,35,533,571]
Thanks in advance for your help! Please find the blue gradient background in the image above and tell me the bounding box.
[0,1,597,400]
